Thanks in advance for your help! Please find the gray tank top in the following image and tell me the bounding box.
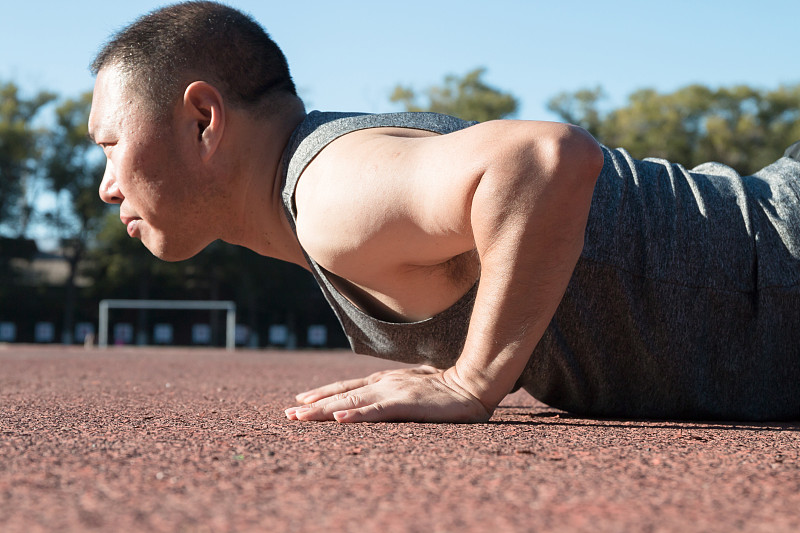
[281,111,478,365]
[281,111,800,420]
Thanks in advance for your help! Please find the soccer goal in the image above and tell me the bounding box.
[98,299,237,351]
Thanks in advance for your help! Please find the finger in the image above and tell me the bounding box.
[284,406,304,420]
[333,403,390,423]
[333,409,357,423]
[295,377,369,404]
[291,392,368,422]
[333,400,420,423]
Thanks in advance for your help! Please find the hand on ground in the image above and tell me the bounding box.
[294,365,439,405]
[285,366,490,423]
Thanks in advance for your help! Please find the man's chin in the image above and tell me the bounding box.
[142,240,203,263]
[154,250,202,263]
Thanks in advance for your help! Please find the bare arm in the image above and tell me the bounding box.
[449,121,602,412]
[287,120,603,422]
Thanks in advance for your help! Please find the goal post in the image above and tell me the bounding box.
[98,299,237,351]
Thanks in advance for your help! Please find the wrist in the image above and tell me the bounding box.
[443,363,506,415]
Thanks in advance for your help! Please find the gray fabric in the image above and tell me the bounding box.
[281,111,478,363]
[785,140,800,161]
[520,152,800,420]
[281,110,800,421]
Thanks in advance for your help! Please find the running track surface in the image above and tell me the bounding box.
[1,345,799,532]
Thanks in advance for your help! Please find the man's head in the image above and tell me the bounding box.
[89,1,304,262]
[90,1,298,121]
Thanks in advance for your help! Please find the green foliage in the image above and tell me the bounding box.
[8,71,799,344]
[0,81,56,233]
[0,82,56,307]
[547,83,800,175]
[546,86,605,136]
[43,91,106,242]
[38,92,108,342]
[391,67,518,122]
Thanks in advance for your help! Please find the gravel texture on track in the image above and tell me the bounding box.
[1,345,799,532]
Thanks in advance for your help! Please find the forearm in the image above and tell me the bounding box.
[451,124,602,411]
[451,233,584,412]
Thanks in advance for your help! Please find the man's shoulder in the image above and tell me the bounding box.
[282,110,476,207]
[291,110,476,151]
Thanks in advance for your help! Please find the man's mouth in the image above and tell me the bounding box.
[120,216,141,238]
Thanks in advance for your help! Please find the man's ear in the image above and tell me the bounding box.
[182,81,225,162]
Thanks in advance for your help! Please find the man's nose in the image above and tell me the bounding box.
[98,161,123,204]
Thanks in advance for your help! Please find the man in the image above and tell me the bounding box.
[89,1,800,423]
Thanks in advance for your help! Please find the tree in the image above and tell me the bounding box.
[391,67,518,122]
[547,83,800,175]
[0,82,56,311]
[42,91,107,343]
[545,86,605,137]
[0,81,56,236]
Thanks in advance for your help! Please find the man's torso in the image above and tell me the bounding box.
[280,111,800,420]
[293,124,480,323]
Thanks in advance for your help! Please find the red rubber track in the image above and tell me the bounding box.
[2,345,799,532]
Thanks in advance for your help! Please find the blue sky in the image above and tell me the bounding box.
[2,0,799,120]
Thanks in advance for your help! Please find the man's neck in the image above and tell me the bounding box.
[222,101,308,267]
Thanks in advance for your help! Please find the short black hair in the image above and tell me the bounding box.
[91,1,298,118]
